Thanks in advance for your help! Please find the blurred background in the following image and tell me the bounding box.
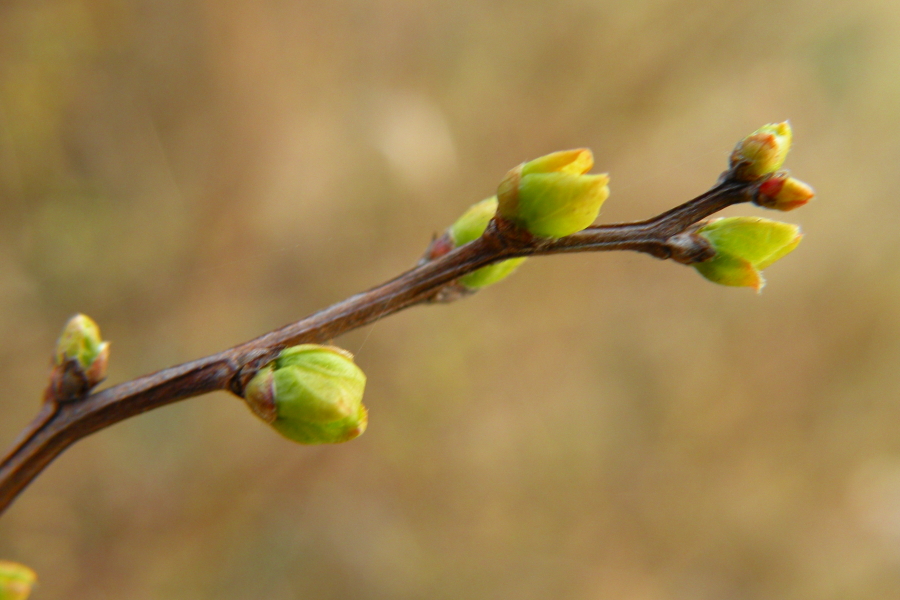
[0,0,898,598]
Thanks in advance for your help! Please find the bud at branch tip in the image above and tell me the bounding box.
[730,121,792,181]
[756,174,815,211]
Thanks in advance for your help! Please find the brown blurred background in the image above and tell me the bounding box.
[0,0,898,598]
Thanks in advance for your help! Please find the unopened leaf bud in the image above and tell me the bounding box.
[755,174,814,211]
[48,314,109,401]
[729,122,793,181]
[497,149,610,239]
[448,197,526,288]
[244,345,368,444]
[0,561,37,600]
[56,314,108,373]
[693,217,802,292]
[448,197,497,246]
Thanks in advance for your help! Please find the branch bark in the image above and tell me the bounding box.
[0,177,756,515]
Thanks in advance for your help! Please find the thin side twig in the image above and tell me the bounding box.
[0,177,756,515]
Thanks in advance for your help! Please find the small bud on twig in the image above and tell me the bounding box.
[46,314,110,402]
[497,149,610,238]
[448,197,526,288]
[244,345,368,444]
[755,174,815,211]
[692,217,802,292]
[729,122,793,181]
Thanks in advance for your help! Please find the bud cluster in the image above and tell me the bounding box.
[426,148,612,292]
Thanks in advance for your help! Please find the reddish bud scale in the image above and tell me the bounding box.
[755,174,815,212]
[423,233,455,262]
[758,176,785,198]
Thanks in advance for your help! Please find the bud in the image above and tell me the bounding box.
[693,217,802,292]
[447,196,526,288]
[48,314,110,401]
[56,314,108,374]
[729,122,793,181]
[244,345,368,444]
[497,149,610,239]
[0,561,36,600]
[755,174,815,211]
[448,197,497,246]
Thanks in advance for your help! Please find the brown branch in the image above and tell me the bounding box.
[0,176,757,515]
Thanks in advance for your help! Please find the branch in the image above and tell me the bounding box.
[0,176,758,515]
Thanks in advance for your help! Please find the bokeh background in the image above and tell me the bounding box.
[0,0,898,598]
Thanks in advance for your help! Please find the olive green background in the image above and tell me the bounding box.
[1,1,898,598]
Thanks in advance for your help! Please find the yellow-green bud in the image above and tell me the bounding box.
[755,174,814,211]
[56,314,109,376]
[448,197,497,246]
[729,122,793,181]
[244,345,368,444]
[497,148,610,239]
[693,217,802,292]
[447,197,526,288]
[0,561,36,600]
[48,314,109,401]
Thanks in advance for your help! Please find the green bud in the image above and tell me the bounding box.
[448,197,526,288]
[497,149,610,239]
[56,314,108,374]
[48,314,109,401]
[729,122,793,181]
[244,345,368,444]
[0,561,36,600]
[449,197,496,246]
[693,217,802,292]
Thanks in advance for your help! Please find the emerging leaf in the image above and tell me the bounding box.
[694,217,802,292]
[497,149,610,239]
